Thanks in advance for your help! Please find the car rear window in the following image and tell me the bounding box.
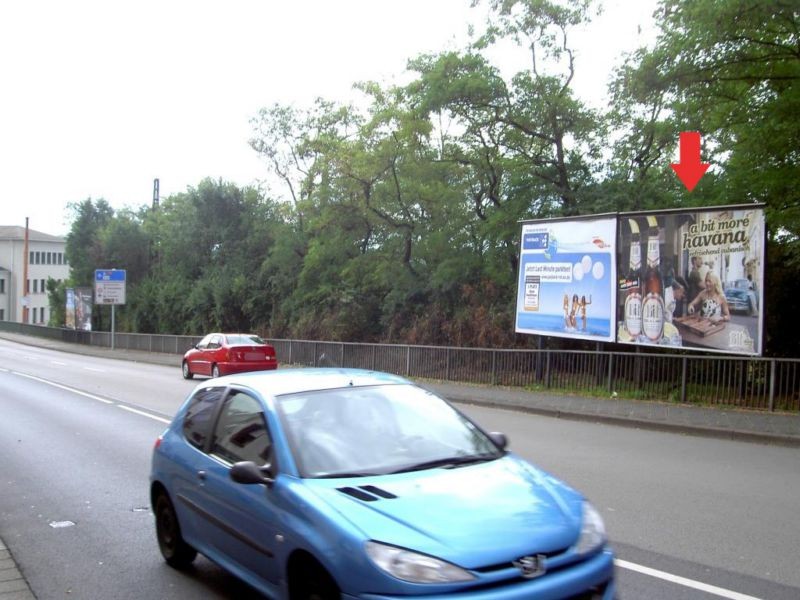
[226,335,266,346]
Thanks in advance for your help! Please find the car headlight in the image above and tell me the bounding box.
[574,502,607,555]
[365,541,475,583]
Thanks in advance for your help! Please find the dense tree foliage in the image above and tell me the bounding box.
[51,0,798,355]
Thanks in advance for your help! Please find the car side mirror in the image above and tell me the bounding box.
[489,432,508,450]
[230,461,274,486]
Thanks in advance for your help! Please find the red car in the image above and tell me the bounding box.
[182,333,278,379]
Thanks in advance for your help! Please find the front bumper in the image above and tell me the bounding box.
[349,549,615,600]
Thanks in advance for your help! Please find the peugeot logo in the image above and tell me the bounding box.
[512,554,546,579]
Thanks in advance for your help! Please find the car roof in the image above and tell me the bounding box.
[203,368,411,397]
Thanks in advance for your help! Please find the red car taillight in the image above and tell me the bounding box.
[154,434,163,450]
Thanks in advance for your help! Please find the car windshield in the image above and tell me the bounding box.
[226,334,266,345]
[276,384,503,478]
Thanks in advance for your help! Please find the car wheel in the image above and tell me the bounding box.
[290,560,340,600]
[182,361,193,380]
[211,364,220,378]
[155,492,197,569]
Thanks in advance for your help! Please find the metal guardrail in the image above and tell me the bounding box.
[2,322,798,412]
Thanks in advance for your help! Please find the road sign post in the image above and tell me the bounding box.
[94,270,126,350]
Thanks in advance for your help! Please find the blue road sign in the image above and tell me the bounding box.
[95,269,126,282]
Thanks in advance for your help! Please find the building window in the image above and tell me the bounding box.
[29,251,34,263]
[0,309,4,320]
[26,279,30,293]
[58,253,63,265]
[0,278,5,294]
[41,279,46,293]
[33,280,38,293]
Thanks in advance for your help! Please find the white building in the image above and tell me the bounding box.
[0,226,70,324]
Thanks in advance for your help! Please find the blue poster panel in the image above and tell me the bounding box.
[515,216,617,342]
[616,205,764,355]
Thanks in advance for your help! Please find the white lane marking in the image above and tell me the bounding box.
[13,372,114,404]
[83,367,106,373]
[51,361,68,366]
[616,559,763,600]
[117,405,170,424]
[12,370,171,424]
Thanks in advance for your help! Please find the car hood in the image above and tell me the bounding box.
[303,455,582,568]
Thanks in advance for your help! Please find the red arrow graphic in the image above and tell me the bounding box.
[671,132,710,192]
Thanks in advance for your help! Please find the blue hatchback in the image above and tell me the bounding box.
[150,368,615,599]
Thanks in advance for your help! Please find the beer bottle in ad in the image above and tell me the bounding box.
[642,216,665,341]
[624,219,643,338]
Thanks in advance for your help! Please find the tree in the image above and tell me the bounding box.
[610,0,800,354]
[614,0,800,257]
[64,199,114,286]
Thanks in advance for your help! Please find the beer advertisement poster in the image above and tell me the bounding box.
[616,205,764,356]
[515,216,617,342]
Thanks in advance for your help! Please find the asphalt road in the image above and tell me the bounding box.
[1,338,798,599]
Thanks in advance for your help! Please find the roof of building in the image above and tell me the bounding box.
[0,226,65,243]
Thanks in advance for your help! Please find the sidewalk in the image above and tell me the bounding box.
[2,331,800,447]
[0,538,34,600]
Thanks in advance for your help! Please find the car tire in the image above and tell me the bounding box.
[182,361,193,380]
[155,492,197,569]
[211,364,220,378]
[290,560,340,600]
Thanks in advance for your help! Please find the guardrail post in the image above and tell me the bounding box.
[607,353,614,393]
[406,346,411,376]
[491,350,497,385]
[545,351,551,389]
[314,342,318,367]
[769,359,776,412]
[681,356,688,404]
[445,348,451,381]
[371,345,376,371]
[340,342,345,367]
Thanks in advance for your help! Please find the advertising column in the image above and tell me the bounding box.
[515,216,617,342]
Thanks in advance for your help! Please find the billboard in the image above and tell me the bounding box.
[75,287,93,331]
[65,288,76,329]
[515,216,617,342]
[616,205,764,355]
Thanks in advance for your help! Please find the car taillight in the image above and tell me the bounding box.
[154,435,163,450]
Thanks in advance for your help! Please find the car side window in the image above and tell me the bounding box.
[197,334,213,350]
[183,387,226,450]
[211,391,273,466]
[208,334,222,350]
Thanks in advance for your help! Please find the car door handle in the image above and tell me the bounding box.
[197,470,207,481]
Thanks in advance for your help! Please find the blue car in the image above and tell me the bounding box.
[150,368,615,599]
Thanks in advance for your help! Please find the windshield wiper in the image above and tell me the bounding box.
[389,454,499,474]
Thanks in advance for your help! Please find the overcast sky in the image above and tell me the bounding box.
[0,0,658,237]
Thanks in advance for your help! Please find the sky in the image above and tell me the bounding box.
[0,0,659,237]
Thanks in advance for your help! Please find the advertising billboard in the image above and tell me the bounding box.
[616,205,764,355]
[515,216,617,342]
[65,288,76,329]
[75,287,93,331]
